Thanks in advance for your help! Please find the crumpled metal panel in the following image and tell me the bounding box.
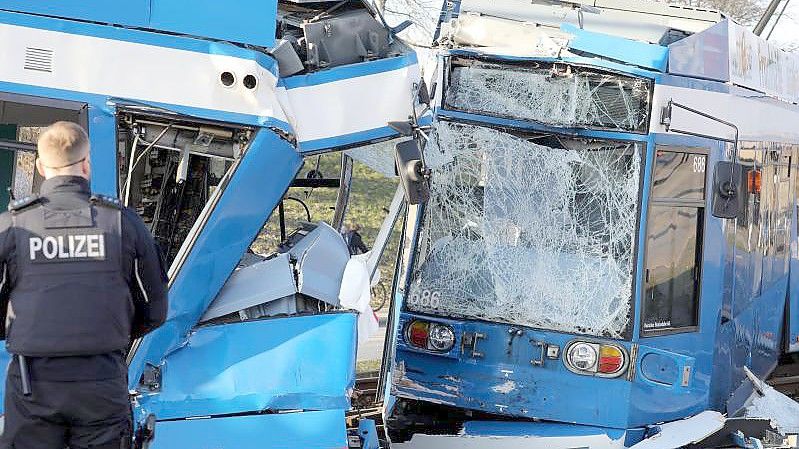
[201,253,297,321]
[139,313,357,420]
[289,222,351,306]
[150,409,348,449]
[128,130,302,391]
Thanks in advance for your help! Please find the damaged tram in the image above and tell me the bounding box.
[0,1,418,447]
[384,1,799,447]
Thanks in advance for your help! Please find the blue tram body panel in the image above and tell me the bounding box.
[138,313,357,419]
[127,129,303,387]
[0,0,278,47]
[150,410,349,449]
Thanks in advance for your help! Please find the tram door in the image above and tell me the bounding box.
[643,147,707,334]
[0,94,87,210]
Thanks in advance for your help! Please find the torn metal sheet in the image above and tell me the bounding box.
[406,121,640,338]
[288,222,351,306]
[128,130,303,392]
[628,411,725,449]
[744,372,799,434]
[202,222,369,323]
[445,60,651,132]
[200,253,297,321]
[138,313,357,420]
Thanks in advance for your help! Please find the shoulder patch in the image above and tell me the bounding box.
[8,195,42,213]
[90,194,123,209]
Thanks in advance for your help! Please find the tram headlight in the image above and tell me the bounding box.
[566,342,598,372]
[405,320,455,352]
[564,341,628,377]
[428,324,455,351]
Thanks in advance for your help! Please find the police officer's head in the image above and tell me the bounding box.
[36,121,91,180]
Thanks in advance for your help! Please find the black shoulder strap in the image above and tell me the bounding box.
[7,195,42,214]
[90,194,123,210]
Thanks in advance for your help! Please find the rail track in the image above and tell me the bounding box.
[768,359,799,400]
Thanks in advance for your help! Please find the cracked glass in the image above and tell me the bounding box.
[405,121,641,338]
[445,59,652,133]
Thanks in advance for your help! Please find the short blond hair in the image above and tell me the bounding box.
[37,121,90,169]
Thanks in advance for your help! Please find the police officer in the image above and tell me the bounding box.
[0,121,168,449]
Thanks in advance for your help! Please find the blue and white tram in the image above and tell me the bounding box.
[385,5,799,447]
[0,1,418,447]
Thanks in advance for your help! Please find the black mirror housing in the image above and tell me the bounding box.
[395,140,429,205]
[417,79,431,106]
[712,161,744,219]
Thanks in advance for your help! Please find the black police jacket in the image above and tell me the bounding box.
[0,176,168,357]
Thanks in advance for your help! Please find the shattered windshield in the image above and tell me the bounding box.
[405,122,641,339]
[445,59,652,133]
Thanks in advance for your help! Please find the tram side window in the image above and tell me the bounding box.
[643,148,706,334]
[0,95,86,210]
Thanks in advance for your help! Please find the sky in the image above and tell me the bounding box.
[767,1,798,48]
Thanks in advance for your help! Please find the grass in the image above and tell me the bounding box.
[356,359,382,374]
[249,152,402,311]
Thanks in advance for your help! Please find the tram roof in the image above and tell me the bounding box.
[0,0,278,48]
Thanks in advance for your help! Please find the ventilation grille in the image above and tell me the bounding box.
[24,47,53,73]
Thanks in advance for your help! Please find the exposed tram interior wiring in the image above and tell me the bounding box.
[406,121,641,338]
[117,114,252,266]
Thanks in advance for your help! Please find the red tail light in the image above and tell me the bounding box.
[407,321,430,348]
[598,345,624,375]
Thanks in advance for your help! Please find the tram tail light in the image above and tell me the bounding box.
[407,321,430,348]
[565,341,628,378]
[598,345,624,375]
[405,320,455,352]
